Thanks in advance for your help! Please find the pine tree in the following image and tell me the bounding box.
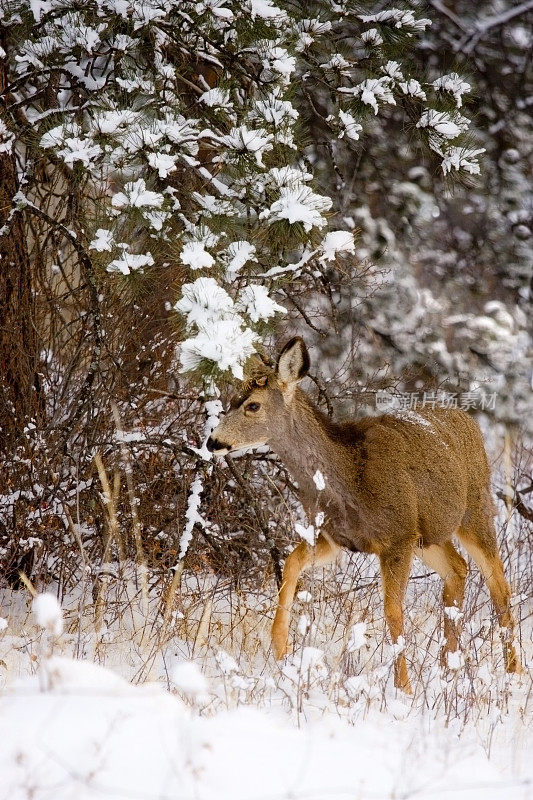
[1,0,482,394]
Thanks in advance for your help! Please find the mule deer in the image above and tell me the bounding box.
[207,337,521,693]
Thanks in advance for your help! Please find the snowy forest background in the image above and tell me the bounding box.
[0,1,532,797]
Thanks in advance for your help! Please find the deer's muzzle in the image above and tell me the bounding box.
[206,436,231,454]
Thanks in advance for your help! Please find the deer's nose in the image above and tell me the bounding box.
[206,436,231,453]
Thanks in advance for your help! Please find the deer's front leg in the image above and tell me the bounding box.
[379,543,414,694]
[272,534,339,660]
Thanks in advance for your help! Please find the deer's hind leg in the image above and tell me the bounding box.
[416,541,468,666]
[457,518,521,673]
[379,542,414,694]
[271,534,339,660]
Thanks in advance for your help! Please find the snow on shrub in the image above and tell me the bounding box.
[171,661,208,699]
[33,593,63,636]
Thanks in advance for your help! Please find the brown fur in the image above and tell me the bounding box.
[207,338,521,693]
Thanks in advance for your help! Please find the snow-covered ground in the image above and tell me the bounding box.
[1,655,529,800]
[1,523,531,800]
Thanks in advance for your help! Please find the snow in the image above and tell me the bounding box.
[218,125,273,167]
[361,27,383,45]
[114,430,146,443]
[180,241,216,270]
[295,18,332,52]
[321,53,351,71]
[315,511,325,529]
[175,277,235,328]
[57,137,102,167]
[393,409,436,430]
[343,77,396,114]
[320,230,356,261]
[0,119,15,154]
[143,209,169,231]
[445,606,464,621]
[441,146,485,176]
[337,109,363,141]
[211,5,233,21]
[196,395,225,461]
[132,0,167,30]
[29,0,52,22]
[5,671,517,800]
[417,111,471,157]
[433,73,471,108]
[359,9,432,32]
[294,521,317,546]
[224,240,257,278]
[235,284,285,323]
[40,654,133,692]
[417,110,465,139]
[382,60,404,80]
[399,78,427,100]
[179,475,205,559]
[0,617,7,632]
[171,660,208,698]
[200,88,232,109]
[313,469,326,490]
[297,613,310,635]
[147,152,177,178]
[89,228,114,252]
[347,621,368,651]
[111,178,164,209]
[251,96,298,128]
[295,521,317,545]
[264,47,296,82]
[446,650,465,670]
[33,592,63,636]
[249,0,286,20]
[175,277,283,378]
[0,541,530,800]
[192,192,237,217]
[262,186,332,231]
[179,320,257,379]
[92,107,138,135]
[216,649,239,674]
[107,251,154,275]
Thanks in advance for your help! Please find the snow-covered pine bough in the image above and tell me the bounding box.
[207,337,521,693]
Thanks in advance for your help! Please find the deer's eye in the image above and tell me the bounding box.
[246,402,261,412]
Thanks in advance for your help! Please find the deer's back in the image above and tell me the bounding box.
[337,407,493,550]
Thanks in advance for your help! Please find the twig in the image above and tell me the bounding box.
[428,0,467,32]
[496,490,533,524]
[112,404,149,617]
[21,201,102,448]
[224,455,283,588]
[281,288,328,338]
[455,1,533,54]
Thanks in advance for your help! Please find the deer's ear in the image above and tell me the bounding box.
[277,337,310,386]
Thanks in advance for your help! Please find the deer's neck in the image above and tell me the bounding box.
[269,390,358,513]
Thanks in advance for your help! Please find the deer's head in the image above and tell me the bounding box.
[206,337,310,455]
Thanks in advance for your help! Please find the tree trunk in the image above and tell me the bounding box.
[0,29,42,456]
